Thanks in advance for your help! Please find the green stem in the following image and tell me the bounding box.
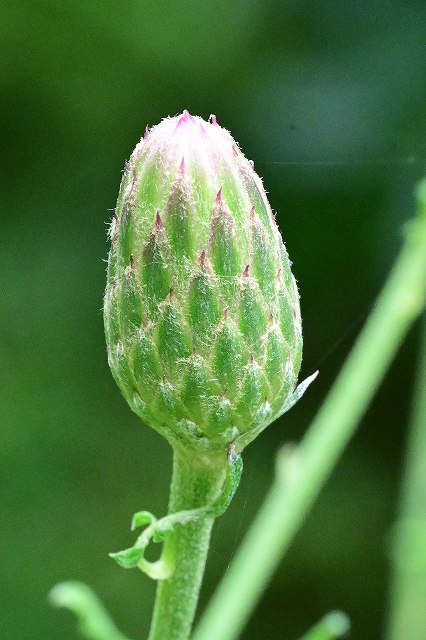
[49,582,131,640]
[193,185,426,640]
[299,611,350,640]
[148,449,227,640]
[387,315,426,640]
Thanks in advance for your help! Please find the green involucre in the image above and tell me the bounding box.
[104,111,302,455]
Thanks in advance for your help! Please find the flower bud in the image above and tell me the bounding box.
[104,111,302,456]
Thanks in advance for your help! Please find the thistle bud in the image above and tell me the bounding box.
[104,111,302,456]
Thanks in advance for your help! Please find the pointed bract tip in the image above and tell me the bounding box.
[155,210,163,229]
[199,249,206,267]
[168,287,174,299]
[243,264,250,277]
[179,156,185,174]
[215,187,223,205]
[144,126,149,139]
[250,205,256,220]
[129,254,135,268]
[209,114,217,126]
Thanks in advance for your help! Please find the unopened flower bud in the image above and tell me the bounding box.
[104,111,302,456]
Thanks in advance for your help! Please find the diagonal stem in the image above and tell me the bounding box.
[192,182,426,640]
[49,582,132,640]
[386,314,426,640]
[298,611,350,640]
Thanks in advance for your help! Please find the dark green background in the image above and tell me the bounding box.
[2,1,425,638]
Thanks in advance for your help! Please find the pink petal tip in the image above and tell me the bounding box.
[177,109,194,127]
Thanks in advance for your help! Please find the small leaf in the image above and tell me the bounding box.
[131,510,157,531]
[109,547,145,569]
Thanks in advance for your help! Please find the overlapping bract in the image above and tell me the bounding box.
[104,111,302,455]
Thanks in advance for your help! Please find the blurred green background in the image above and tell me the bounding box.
[1,1,426,638]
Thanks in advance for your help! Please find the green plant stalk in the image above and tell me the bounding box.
[193,190,426,640]
[299,610,350,640]
[387,314,426,640]
[49,582,131,640]
[148,450,227,640]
